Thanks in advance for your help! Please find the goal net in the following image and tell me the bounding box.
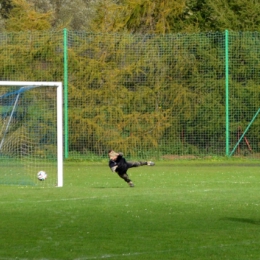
[0,81,63,187]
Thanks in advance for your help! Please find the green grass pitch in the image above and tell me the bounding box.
[1,160,260,260]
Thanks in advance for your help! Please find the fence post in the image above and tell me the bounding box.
[63,28,69,159]
[225,29,229,156]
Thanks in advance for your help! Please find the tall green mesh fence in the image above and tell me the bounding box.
[0,31,63,82]
[67,32,226,158]
[0,30,259,160]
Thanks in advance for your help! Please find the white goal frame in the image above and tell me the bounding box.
[0,81,63,187]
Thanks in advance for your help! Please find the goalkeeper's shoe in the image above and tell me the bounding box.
[128,181,135,187]
[147,161,155,166]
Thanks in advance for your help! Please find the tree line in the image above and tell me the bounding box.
[0,0,260,33]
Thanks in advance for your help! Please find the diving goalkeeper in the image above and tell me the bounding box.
[108,150,155,187]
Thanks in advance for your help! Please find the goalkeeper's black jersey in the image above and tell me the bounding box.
[109,154,128,174]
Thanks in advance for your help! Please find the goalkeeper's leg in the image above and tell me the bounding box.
[127,161,155,168]
[118,173,134,187]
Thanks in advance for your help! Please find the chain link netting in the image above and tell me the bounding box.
[0,30,259,160]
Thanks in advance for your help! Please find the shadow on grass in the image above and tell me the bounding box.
[221,217,260,225]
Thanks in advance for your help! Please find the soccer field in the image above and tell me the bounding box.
[1,160,260,260]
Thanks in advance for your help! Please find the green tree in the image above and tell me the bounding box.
[26,0,101,30]
[90,0,260,33]
[5,0,52,31]
[0,0,13,19]
[184,0,260,32]
[90,0,186,34]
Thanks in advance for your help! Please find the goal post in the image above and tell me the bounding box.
[0,81,63,187]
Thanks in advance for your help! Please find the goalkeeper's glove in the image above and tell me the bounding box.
[110,166,118,172]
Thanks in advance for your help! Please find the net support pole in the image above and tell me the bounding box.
[225,29,229,156]
[0,93,20,151]
[63,28,69,159]
[229,108,260,157]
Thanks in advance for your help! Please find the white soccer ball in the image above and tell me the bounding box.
[37,171,47,181]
